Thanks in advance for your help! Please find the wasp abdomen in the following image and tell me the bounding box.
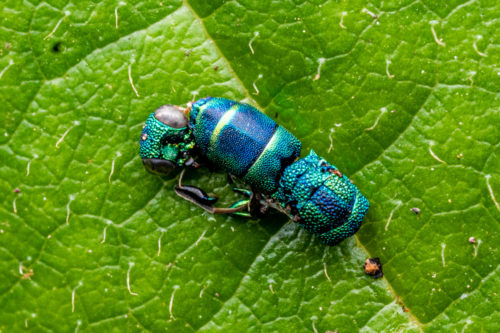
[274,150,369,245]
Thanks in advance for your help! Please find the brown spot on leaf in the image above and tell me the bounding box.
[21,268,34,280]
[364,258,383,279]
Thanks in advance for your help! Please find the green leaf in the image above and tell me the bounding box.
[1,0,498,331]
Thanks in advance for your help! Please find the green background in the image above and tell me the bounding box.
[1,0,499,331]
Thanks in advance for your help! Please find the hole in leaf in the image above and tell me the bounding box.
[52,42,63,53]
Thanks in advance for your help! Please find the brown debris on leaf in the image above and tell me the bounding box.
[364,257,383,279]
[21,268,34,280]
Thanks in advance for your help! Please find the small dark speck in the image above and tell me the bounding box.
[410,207,421,218]
[274,112,278,118]
[184,50,191,57]
[52,42,63,53]
[214,65,219,71]
[13,188,21,193]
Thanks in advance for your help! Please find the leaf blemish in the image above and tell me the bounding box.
[361,8,378,19]
[0,59,14,80]
[339,12,347,29]
[128,63,140,97]
[366,107,387,131]
[165,262,173,272]
[56,125,74,149]
[109,159,116,184]
[75,320,82,333]
[101,221,112,244]
[312,318,318,333]
[385,59,394,79]
[52,42,63,53]
[249,31,259,54]
[191,90,199,101]
[468,70,476,87]
[169,286,179,320]
[473,239,482,257]
[472,36,487,57]
[199,285,207,298]
[364,258,383,278]
[430,22,446,46]
[313,58,325,81]
[26,160,32,176]
[429,142,446,164]
[472,42,487,57]
[253,74,263,95]
[101,225,108,243]
[485,175,499,211]
[66,195,75,225]
[127,262,139,296]
[44,11,70,40]
[71,281,82,313]
[157,229,165,256]
[441,243,446,267]
[323,261,331,282]
[385,200,401,231]
[114,2,126,29]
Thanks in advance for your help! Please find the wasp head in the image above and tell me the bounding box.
[139,105,195,175]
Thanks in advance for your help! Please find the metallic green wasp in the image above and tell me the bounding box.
[140,97,369,245]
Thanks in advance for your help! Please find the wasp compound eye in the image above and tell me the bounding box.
[154,105,188,129]
[142,158,178,175]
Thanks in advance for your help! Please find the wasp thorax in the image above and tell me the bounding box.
[154,105,188,129]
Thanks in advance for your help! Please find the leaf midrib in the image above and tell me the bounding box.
[184,1,426,331]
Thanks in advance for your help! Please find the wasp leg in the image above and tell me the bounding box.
[248,192,270,217]
[228,187,255,217]
[229,188,271,218]
[184,157,204,168]
[174,169,248,215]
[232,187,252,197]
[228,200,251,217]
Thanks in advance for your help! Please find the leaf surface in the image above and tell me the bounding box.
[0,0,498,331]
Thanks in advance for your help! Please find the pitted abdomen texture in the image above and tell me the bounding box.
[273,150,369,245]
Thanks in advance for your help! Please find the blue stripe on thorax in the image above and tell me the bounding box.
[207,102,277,177]
[190,97,237,152]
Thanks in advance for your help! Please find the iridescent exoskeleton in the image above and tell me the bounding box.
[140,97,369,245]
